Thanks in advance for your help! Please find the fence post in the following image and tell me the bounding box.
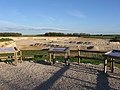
[53,53,55,64]
[67,51,70,65]
[14,52,18,66]
[49,53,52,64]
[104,58,108,73]
[111,58,114,73]
[78,49,80,64]
[64,52,69,66]
[20,51,22,63]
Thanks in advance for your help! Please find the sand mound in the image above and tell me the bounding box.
[0,41,16,47]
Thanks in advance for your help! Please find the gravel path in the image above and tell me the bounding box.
[0,61,120,90]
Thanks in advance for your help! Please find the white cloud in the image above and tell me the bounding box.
[68,10,86,18]
[0,20,68,34]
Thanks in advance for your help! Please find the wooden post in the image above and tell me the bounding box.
[104,59,108,73]
[68,50,70,57]
[53,53,55,64]
[78,50,80,64]
[64,52,68,65]
[67,51,70,65]
[20,51,22,63]
[49,53,52,64]
[111,58,114,73]
[14,52,18,66]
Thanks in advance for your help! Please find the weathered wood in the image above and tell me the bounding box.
[64,53,68,65]
[20,51,22,63]
[48,47,70,65]
[78,50,106,53]
[53,53,56,64]
[104,59,108,73]
[114,61,120,64]
[75,55,104,61]
[0,47,22,66]
[0,56,10,59]
[14,52,18,66]
[104,50,120,73]
[22,55,34,58]
[111,58,114,73]
[68,51,70,65]
[78,50,80,64]
[74,50,110,73]
[49,53,52,64]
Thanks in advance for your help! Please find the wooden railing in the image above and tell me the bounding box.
[72,49,120,73]
[76,50,106,64]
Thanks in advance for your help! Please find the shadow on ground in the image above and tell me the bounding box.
[33,62,118,90]
[33,66,70,90]
[35,60,50,65]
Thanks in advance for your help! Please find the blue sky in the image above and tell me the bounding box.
[0,0,120,34]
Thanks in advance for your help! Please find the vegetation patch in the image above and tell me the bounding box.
[0,38,13,42]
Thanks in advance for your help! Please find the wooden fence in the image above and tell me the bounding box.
[73,50,120,73]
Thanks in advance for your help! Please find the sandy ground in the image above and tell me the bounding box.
[0,37,120,90]
[1,36,120,51]
[0,61,120,90]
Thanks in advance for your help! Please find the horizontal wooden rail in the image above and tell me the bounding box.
[114,61,120,64]
[78,50,106,53]
[22,55,34,58]
[75,55,104,61]
[34,54,47,58]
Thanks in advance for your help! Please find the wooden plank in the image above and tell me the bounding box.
[114,61,120,64]
[22,55,34,58]
[75,55,104,61]
[78,50,106,53]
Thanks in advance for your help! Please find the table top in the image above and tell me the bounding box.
[48,47,69,53]
[104,50,120,58]
[0,47,19,53]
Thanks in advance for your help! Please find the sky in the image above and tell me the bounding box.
[0,0,120,35]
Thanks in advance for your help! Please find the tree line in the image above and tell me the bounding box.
[37,32,120,39]
[38,32,90,37]
[0,32,120,39]
[0,32,22,36]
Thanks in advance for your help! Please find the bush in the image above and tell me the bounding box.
[0,38,13,42]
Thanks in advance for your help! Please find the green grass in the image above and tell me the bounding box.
[0,53,13,56]
[0,38,13,42]
[69,58,103,65]
[21,50,48,55]
[21,50,48,62]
